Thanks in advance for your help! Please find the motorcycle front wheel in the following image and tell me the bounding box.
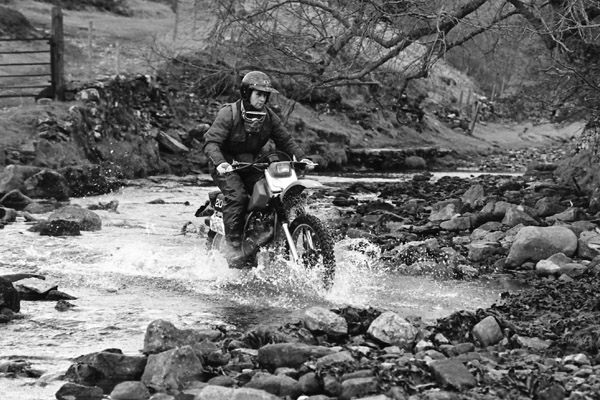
[288,214,336,289]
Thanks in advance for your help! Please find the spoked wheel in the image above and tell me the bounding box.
[288,214,336,289]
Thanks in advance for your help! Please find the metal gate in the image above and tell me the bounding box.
[0,7,64,100]
[0,37,53,99]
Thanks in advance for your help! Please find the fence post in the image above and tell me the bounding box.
[51,7,65,100]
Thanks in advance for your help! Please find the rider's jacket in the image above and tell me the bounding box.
[203,100,306,172]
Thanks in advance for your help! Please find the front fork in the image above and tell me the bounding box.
[282,223,299,263]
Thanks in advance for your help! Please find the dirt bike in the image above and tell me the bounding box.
[196,154,336,289]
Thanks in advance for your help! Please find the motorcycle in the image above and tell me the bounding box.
[196,153,336,289]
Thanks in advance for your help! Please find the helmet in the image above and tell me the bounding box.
[240,71,279,100]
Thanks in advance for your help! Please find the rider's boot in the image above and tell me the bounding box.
[225,238,252,269]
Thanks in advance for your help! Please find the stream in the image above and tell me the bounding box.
[0,173,513,399]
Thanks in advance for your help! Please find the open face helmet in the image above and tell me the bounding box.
[240,71,279,101]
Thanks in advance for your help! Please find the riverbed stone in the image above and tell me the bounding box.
[66,350,147,393]
[578,230,600,260]
[505,226,578,268]
[428,359,477,390]
[471,316,503,346]
[339,376,379,400]
[55,382,104,400]
[141,345,204,392]
[143,319,222,354]
[244,371,302,398]
[367,311,419,348]
[0,188,33,210]
[48,204,102,231]
[24,168,70,201]
[0,165,42,197]
[192,385,280,400]
[502,206,539,227]
[461,184,485,209]
[302,306,348,338]
[258,342,336,370]
[109,381,151,400]
[0,277,20,313]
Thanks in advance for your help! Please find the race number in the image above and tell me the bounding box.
[209,211,225,236]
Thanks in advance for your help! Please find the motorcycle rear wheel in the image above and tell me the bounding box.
[288,214,336,289]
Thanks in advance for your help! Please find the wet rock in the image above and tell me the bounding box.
[0,189,33,210]
[14,277,76,301]
[34,219,82,236]
[258,343,335,370]
[302,306,348,338]
[428,359,477,390]
[48,205,102,231]
[110,381,151,400]
[505,226,578,268]
[0,277,20,313]
[24,169,70,201]
[141,346,204,392]
[367,311,419,348]
[471,316,503,346]
[0,206,17,223]
[56,382,104,400]
[66,349,147,393]
[143,319,222,355]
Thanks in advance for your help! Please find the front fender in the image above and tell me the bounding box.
[281,179,324,203]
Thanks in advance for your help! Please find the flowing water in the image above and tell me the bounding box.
[0,173,513,399]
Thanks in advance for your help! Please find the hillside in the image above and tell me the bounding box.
[0,0,584,176]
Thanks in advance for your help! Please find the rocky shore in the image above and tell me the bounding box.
[2,142,600,399]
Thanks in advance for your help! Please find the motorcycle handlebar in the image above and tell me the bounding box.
[231,160,317,171]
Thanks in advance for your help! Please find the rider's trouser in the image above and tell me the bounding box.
[210,169,262,246]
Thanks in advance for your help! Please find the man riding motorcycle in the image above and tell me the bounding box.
[203,71,312,266]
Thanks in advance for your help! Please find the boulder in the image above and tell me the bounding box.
[244,372,302,399]
[47,205,102,231]
[143,319,222,355]
[502,206,539,228]
[141,346,204,392]
[367,311,419,348]
[302,306,348,338]
[428,359,477,390]
[0,277,20,313]
[471,316,503,346]
[66,350,147,393]
[0,165,42,196]
[505,226,578,268]
[257,343,335,370]
[55,383,104,400]
[24,169,70,201]
[578,230,600,260]
[0,189,33,210]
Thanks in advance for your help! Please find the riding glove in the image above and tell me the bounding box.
[216,162,233,175]
[300,158,316,171]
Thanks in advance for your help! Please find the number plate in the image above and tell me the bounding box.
[209,212,225,236]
